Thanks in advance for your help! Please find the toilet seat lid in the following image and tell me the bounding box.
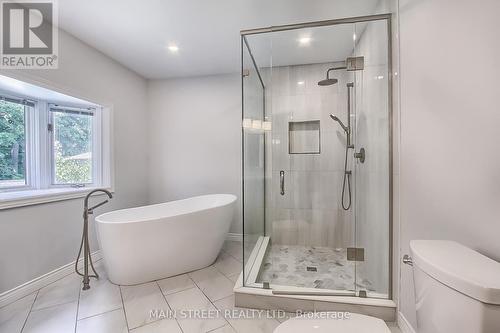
[274,313,390,333]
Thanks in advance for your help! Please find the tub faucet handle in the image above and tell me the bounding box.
[88,200,109,214]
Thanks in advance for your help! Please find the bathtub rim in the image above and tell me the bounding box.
[95,193,237,225]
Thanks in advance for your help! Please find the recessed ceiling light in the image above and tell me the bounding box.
[297,81,305,85]
[298,37,311,46]
[167,44,179,53]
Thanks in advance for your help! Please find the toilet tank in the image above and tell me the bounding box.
[410,240,500,333]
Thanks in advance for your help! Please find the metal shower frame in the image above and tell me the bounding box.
[240,13,394,300]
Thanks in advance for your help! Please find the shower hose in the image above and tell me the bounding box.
[74,218,99,279]
[341,144,352,211]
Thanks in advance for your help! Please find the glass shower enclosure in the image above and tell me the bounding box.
[241,15,392,299]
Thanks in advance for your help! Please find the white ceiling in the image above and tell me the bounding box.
[58,0,382,79]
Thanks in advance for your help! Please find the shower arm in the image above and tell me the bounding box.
[325,66,347,79]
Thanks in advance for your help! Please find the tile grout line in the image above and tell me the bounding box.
[187,274,233,333]
[1,259,105,311]
[155,280,185,333]
[118,286,131,333]
[20,290,39,333]
[121,281,170,332]
[76,306,124,322]
[74,285,82,333]
[160,285,197,297]
[213,251,242,282]
[211,266,238,286]
[221,247,243,264]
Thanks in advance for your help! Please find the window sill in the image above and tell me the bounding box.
[0,187,113,210]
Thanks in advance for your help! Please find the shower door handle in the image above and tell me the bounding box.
[280,170,285,195]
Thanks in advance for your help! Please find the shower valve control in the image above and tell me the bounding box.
[354,148,365,163]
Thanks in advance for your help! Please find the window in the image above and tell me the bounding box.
[49,105,96,186]
[0,83,111,207]
[0,98,33,189]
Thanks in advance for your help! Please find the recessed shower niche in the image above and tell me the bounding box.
[288,120,321,154]
[238,14,394,317]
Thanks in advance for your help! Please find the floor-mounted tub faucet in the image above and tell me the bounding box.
[75,189,113,290]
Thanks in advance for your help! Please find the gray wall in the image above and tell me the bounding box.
[147,74,242,234]
[0,29,149,293]
[398,0,500,328]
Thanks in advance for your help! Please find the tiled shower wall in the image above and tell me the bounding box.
[263,63,355,249]
[261,54,390,296]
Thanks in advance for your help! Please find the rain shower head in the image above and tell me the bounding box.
[318,67,339,86]
[318,78,338,86]
[318,57,365,87]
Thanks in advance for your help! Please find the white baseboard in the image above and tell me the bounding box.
[226,233,243,242]
[0,250,102,308]
[398,311,416,333]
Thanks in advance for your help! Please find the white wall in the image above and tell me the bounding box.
[147,75,242,233]
[398,0,500,328]
[0,29,149,293]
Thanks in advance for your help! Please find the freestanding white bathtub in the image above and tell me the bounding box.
[95,194,237,285]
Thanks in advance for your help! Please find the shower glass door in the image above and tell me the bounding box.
[242,15,391,299]
[243,22,361,294]
[352,19,391,298]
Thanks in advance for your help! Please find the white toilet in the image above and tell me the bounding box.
[275,240,500,333]
[410,240,500,333]
[274,312,391,333]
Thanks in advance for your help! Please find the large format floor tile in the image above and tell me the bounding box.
[78,265,122,320]
[214,295,280,333]
[120,282,169,330]
[157,274,195,296]
[189,266,234,302]
[214,252,242,277]
[23,301,77,333]
[0,292,37,333]
[2,240,401,333]
[129,318,182,333]
[166,287,227,333]
[222,241,243,262]
[76,308,128,333]
[31,274,81,311]
[210,324,236,333]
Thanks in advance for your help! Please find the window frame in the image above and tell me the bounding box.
[0,90,110,199]
[47,103,102,188]
[0,94,36,192]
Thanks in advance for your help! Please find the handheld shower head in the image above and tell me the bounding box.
[330,114,349,134]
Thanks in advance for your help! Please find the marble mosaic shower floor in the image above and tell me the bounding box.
[257,245,375,292]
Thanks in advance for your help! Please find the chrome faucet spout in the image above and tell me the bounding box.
[84,189,113,213]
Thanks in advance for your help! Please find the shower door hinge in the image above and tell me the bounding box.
[358,290,368,298]
[347,247,365,261]
[242,69,250,77]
